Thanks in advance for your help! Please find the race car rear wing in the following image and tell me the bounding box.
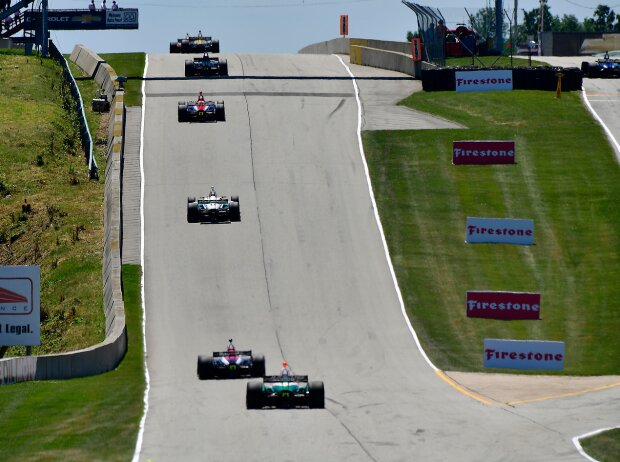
[213,350,252,357]
[263,375,308,383]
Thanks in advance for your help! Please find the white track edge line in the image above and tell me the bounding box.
[570,87,620,462]
[334,55,438,372]
[131,53,150,462]
[581,87,620,164]
[572,426,620,462]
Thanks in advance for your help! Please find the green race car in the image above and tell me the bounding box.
[246,373,325,409]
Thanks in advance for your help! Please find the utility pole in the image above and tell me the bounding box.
[538,0,544,55]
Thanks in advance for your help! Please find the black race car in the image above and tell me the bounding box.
[246,364,325,409]
[170,31,220,53]
[581,52,620,78]
[178,93,225,123]
[197,340,265,379]
[187,187,240,223]
[185,54,228,77]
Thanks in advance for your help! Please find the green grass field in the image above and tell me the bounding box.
[581,428,620,462]
[363,89,620,375]
[0,51,106,355]
[100,53,145,107]
[0,264,144,462]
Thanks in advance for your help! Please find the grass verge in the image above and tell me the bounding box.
[0,264,144,462]
[363,89,620,375]
[581,429,620,462]
[0,50,105,355]
[100,53,145,107]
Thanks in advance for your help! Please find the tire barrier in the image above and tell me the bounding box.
[422,66,583,92]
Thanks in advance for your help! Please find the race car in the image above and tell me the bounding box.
[187,186,240,223]
[170,31,220,53]
[246,363,325,409]
[185,54,228,77]
[197,340,265,379]
[178,92,225,122]
[581,52,620,78]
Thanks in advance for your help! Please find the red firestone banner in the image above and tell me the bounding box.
[466,291,541,320]
[453,141,516,165]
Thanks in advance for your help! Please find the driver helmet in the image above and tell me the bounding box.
[281,361,290,375]
[197,91,205,101]
[227,338,236,353]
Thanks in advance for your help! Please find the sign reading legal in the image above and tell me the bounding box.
[466,217,534,245]
[0,266,40,346]
[453,141,516,165]
[467,291,541,320]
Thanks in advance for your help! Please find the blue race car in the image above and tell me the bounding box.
[581,52,620,78]
[178,92,225,123]
[185,53,228,77]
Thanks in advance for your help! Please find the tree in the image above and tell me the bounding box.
[556,14,583,32]
[592,4,616,32]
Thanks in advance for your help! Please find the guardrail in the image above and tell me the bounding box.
[49,40,98,179]
[0,44,127,384]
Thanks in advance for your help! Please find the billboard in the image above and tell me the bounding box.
[467,291,541,320]
[484,339,564,370]
[453,141,516,165]
[24,9,138,30]
[455,70,513,92]
[466,217,534,245]
[0,266,40,346]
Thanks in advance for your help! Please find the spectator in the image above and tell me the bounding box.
[111,0,118,10]
[100,0,106,10]
[88,0,95,11]
[3,16,11,31]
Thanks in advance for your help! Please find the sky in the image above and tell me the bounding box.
[42,0,617,55]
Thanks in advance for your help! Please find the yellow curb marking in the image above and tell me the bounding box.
[435,370,494,406]
[508,381,620,406]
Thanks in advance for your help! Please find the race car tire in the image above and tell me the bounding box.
[184,60,194,77]
[216,101,226,122]
[181,39,190,53]
[212,40,220,53]
[178,103,188,122]
[246,380,264,409]
[251,354,265,377]
[581,62,590,77]
[308,381,325,409]
[197,355,214,380]
[219,59,228,76]
[229,201,240,222]
[187,196,196,204]
[187,202,199,223]
[170,42,179,53]
[231,195,239,204]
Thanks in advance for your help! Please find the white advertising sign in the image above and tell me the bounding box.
[0,266,40,346]
[466,217,534,245]
[484,339,565,370]
[455,70,513,92]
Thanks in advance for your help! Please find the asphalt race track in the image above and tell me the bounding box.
[137,53,620,461]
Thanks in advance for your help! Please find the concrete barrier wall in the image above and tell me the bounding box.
[351,45,419,77]
[73,44,105,78]
[367,39,410,55]
[298,37,350,54]
[95,62,118,100]
[0,47,128,385]
[300,37,420,78]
